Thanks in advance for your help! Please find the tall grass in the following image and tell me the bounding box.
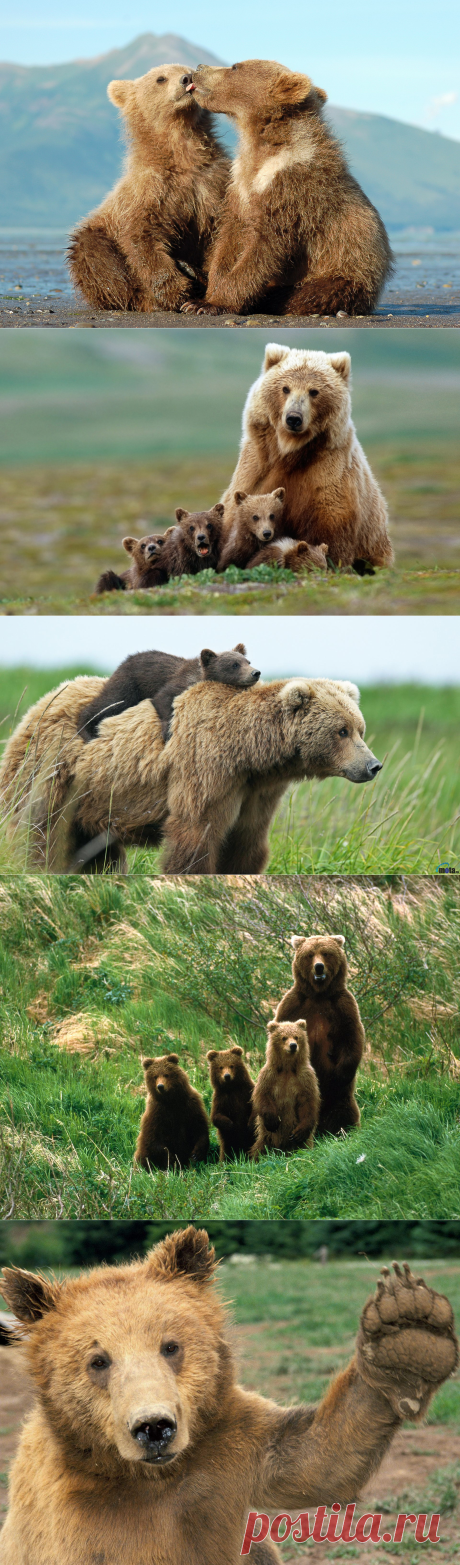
[1,875,459,1219]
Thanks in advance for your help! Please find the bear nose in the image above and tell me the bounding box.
[289,1041,298,1053]
[130,1416,176,1452]
[262,528,272,539]
[285,413,303,431]
[196,532,207,544]
[180,73,193,85]
[314,961,325,975]
[366,758,382,777]
[223,1070,231,1080]
[252,670,261,681]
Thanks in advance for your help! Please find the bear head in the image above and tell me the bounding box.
[206,1044,250,1088]
[0,1227,233,1470]
[123,534,166,568]
[199,644,260,687]
[142,1053,187,1099]
[290,934,347,992]
[107,65,202,134]
[233,487,285,545]
[246,344,352,457]
[279,677,382,784]
[191,60,327,122]
[266,1019,310,1069]
[174,505,225,562]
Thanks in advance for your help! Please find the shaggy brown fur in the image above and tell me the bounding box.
[223,343,393,571]
[0,1231,457,1564]
[217,488,285,571]
[80,644,260,743]
[275,934,365,1134]
[251,1020,320,1158]
[206,1045,256,1160]
[188,59,392,317]
[0,676,382,875]
[249,539,328,572]
[134,1055,209,1171]
[162,505,225,575]
[68,65,229,312]
[96,535,169,595]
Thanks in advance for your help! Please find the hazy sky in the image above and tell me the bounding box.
[0,617,458,685]
[2,0,460,140]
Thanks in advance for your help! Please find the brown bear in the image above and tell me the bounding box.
[251,1020,320,1159]
[222,344,393,572]
[96,535,169,595]
[0,676,382,874]
[134,1054,210,1171]
[274,934,365,1134]
[217,488,285,571]
[161,504,225,576]
[206,1045,256,1160]
[187,59,392,317]
[68,65,229,312]
[0,1229,457,1565]
[79,644,260,743]
[249,539,329,573]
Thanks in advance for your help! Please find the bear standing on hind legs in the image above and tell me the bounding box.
[274,934,365,1135]
[206,1045,256,1159]
[134,1054,210,1171]
[251,1019,320,1159]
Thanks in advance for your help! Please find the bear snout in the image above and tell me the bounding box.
[314,961,326,981]
[288,1041,298,1054]
[285,412,304,432]
[130,1414,177,1460]
[262,528,273,540]
[366,757,383,778]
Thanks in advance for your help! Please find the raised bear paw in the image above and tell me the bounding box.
[356,1262,458,1420]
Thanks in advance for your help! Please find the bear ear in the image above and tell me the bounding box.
[267,1020,278,1033]
[273,487,285,502]
[290,934,304,949]
[263,343,289,373]
[334,680,360,704]
[211,503,225,517]
[0,1267,60,1324]
[200,648,215,668]
[167,1052,179,1063]
[329,351,351,383]
[233,643,246,655]
[146,1226,217,1285]
[272,69,313,105]
[122,536,138,555]
[175,507,189,523]
[234,491,247,506]
[107,79,133,108]
[319,543,328,556]
[313,83,328,104]
[230,1045,244,1056]
[330,935,346,947]
[281,678,313,712]
[142,1057,154,1070]
[206,1049,217,1060]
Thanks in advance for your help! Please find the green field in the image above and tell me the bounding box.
[0,329,459,616]
[1,673,459,874]
[1,875,460,1222]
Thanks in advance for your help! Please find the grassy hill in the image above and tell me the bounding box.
[1,32,460,228]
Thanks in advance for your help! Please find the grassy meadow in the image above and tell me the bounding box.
[0,328,459,615]
[1,875,460,1222]
[0,671,459,874]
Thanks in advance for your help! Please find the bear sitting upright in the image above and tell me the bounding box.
[206,1045,256,1159]
[79,643,260,742]
[217,488,285,570]
[68,64,229,312]
[163,505,225,576]
[251,1019,320,1159]
[134,1053,210,1171]
[96,534,169,595]
[274,934,365,1134]
[222,344,393,573]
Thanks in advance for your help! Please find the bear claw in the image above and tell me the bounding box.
[356,1261,458,1419]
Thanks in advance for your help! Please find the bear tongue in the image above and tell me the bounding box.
[198,545,210,555]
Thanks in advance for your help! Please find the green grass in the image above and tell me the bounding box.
[1,874,460,1219]
[1,677,458,874]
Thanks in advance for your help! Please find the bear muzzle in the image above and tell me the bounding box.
[313,961,326,982]
[129,1413,177,1462]
[195,533,211,556]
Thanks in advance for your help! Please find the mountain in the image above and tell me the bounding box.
[1,32,460,229]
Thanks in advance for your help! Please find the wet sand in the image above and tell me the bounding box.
[1,292,460,327]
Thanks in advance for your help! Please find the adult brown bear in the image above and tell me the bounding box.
[0,1228,457,1564]
[275,934,365,1134]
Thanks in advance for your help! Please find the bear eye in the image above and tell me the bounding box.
[156,75,166,83]
[161,1340,180,1357]
[282,386,290,395]
[89,1352,111,1371]
[252,514,259,522]
[338,726,349,738]
[232,661,240,669]
[189,524,195,534]
[269,514,275,520]
[309,388,319,397]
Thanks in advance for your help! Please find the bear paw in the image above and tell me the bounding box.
[356,1262,458,1420]
[262,1112,281,1132]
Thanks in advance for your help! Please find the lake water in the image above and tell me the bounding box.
[0,227,459,314]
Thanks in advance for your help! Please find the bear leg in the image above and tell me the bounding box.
[285,274,379,317]
[68,226,142,311]
[161,817,220,874]
[95,569,128,595]
[318,1094,360,1136]
[251,1541,282,1564]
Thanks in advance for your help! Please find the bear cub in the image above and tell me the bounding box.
[251,1019,320,1159]
[206,1045,256,1160]
[165,504,225,576]
[275,934,365,1134]
[218,488,285,571]
[96,534,169,595]
[80,643,260,742]
[134,1052,209,1171]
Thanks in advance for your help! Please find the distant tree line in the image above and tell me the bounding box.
[1,1221,460,1272]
